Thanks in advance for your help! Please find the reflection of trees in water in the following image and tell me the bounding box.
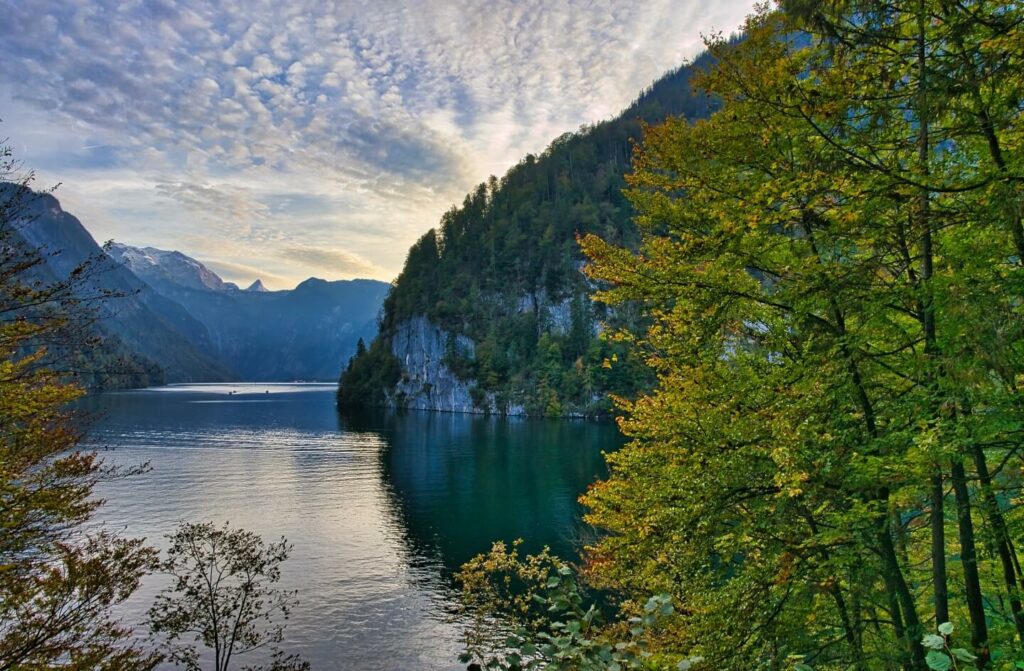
[335,409,449,587]
[337,408,622,586]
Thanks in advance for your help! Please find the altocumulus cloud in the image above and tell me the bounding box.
[0,0,756,288]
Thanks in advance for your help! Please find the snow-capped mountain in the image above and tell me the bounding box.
[245,279,268,292]
[107,243,239,292]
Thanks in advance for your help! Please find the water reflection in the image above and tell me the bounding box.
[342,410,618,575]
[82,385,621,670]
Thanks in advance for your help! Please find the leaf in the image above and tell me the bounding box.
[922,634,946,650]
[926,651,953,671]
[951,649,977,663]
[938,622,954,636]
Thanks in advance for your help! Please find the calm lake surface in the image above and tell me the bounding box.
[81,383,622,670]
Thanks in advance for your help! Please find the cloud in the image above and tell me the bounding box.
[200,258,291,290]
[155,181,270,224]
[0,0,758,288]
[278,245,379,277]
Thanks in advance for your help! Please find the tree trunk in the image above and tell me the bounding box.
[950,460,990,667]
[878,517,927,671]
[931,473,949,626]
[970,442,1024,642]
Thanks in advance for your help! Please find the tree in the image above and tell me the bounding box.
[0,141,160,669]
[148,522,308,671]
[575,2,1024,670]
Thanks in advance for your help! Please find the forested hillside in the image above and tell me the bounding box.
[340,49,724,416]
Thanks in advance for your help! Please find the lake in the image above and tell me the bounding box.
[81,383,622,670]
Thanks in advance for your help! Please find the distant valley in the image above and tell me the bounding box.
[12,185,388,386]
[108,242,388,381]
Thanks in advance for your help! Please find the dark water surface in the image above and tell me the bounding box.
[82,383,621,670]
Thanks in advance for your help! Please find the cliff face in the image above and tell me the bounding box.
[386,317,525,415]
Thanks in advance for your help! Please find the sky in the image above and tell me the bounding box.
[1,0,757,289]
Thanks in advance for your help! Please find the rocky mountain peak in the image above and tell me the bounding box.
[108,242,231,292]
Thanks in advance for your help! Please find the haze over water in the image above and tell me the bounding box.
[82,383,620,670]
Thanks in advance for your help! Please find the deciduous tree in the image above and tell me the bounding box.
[148,522,308,671]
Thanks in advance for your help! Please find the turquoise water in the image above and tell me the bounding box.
[82,383,621,670]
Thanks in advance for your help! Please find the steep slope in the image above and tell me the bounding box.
[108,243,389,381]
[339,51,721,416]
[8,187,234,384]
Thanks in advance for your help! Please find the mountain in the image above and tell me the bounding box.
[107,243,389,381]
[107,243,238,291]
[7,186,235,385]
[339,49,722,416]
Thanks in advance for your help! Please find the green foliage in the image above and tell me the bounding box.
[458,542,685,670]
[572,2,1024,670]
[148,521,308,671]
[337,334,402,408]
[919,624,979,671]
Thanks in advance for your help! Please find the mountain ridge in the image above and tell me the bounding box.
[104,242,389,381]
[107,242,238,292]
[7,188,390,386]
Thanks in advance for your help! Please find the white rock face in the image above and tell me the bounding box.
[377,283,605,415]
[108,242,232,292]
[387,316,525,415]
[546,296,573,335]
[515,289,578,335]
